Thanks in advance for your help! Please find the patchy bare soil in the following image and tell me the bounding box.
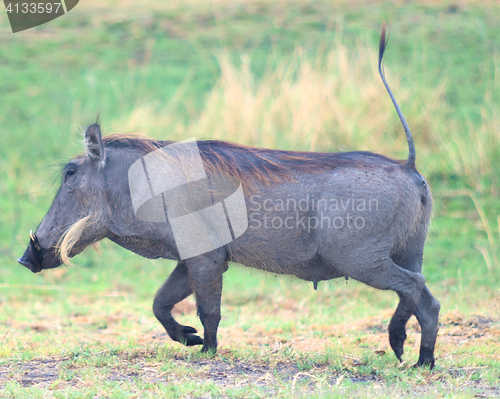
[0,306,499,397]
[0,349,498,397]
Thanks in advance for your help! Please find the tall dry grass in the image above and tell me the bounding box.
[118,39,446,163]
[194,42,427,155]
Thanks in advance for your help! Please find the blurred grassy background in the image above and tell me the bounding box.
[0,0,499,378]
[1,0,499,298]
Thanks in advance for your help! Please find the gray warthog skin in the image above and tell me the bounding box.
[18,27,440,368]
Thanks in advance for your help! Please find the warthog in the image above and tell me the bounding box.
[18,26,439,367]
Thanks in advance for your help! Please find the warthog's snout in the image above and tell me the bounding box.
[17,232,61,273]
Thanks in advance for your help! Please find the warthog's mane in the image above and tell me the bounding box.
[101,134,401,187]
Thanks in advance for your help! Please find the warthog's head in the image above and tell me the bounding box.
[18,124,109,272]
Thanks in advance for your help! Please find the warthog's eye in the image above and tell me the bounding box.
[64,165,78,182]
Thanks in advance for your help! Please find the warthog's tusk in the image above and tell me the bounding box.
[29,230,42,251]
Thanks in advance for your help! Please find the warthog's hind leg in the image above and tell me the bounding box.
[335,255,426,364]
[391,250,439,368]
[153,261,203,346]
[414,285,440,368]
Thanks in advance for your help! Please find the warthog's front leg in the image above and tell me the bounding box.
[186,249,227,354]
[153,261,203,346]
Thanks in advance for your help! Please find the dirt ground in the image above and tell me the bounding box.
[0,307,498,397]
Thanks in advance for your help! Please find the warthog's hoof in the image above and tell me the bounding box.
[413,347,435,369]
[176,325,203,346]
[389,327,407,362]
[200,344,217,355]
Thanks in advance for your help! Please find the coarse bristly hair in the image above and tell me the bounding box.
[57,216,92,265]
[100,133,400,189]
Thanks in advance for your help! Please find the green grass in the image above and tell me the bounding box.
[1,0,500,397]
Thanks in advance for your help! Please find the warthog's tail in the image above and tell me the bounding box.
[57,216,91,265]
[378,23,416,170]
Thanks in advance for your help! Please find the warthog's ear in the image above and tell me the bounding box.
[85,123,106,169]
